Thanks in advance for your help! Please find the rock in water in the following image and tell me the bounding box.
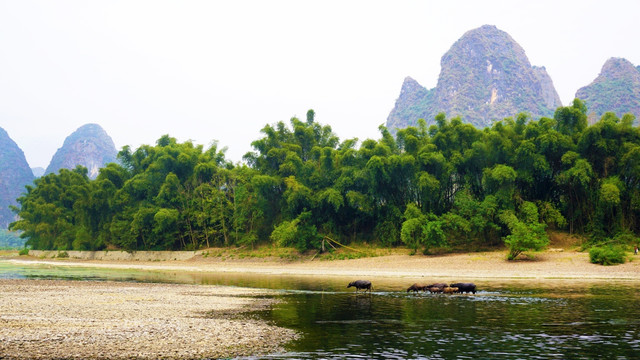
[387,25,562,130]
[0,127,34,228]
[575,57,640,124]
[45,124,117,179]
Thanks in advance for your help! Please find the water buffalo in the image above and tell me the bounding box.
[426,285,443,293]
[407,283,428,292]
[450,282,476,294]
[426,283,448,290]
[347,280,372,293]
[443,287,458,294]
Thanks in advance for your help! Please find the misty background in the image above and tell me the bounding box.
[1,0,639,169]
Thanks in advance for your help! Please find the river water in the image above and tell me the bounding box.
[1,260,639,359]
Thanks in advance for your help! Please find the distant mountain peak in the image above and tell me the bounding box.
[0,127,34,228]
[400,76,422,93]
[45,123,117,179]
[532,66,563,110]
[386,77,433,131]
[575,57,640,123]
[600,57,638,77]
[387,25,562,130]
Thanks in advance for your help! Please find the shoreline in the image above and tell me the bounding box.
[2,249,639,358]
[5,248,640,282]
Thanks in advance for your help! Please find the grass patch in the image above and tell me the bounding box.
[318,251,368,261]
[198,243,408,261]
[315,243,406,261]
[200,246,302,261]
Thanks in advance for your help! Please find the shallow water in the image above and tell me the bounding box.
[1,260,639,359]
[247,286,640,359]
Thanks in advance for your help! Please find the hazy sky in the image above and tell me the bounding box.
[1,0,639,169]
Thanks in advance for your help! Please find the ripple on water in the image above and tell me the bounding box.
[3,261,639,359]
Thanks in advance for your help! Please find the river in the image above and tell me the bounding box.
[1,260,639,359]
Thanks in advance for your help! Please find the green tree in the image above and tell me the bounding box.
[500,202,549,260]
[10,167,92,250]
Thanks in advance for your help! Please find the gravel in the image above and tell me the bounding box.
[0,279,297,359]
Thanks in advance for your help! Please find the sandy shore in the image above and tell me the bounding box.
[7,249,640,281]
[0,279,297,360]
[1,249,639,359]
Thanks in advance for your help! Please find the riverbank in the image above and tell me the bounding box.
[0,279,297,360]
[5,248,640,281]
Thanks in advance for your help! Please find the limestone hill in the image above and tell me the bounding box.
[387,25,562,130]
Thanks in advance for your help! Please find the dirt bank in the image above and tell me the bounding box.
[0,279,297,360]
[27,250,202,261]
[8,248,640,281]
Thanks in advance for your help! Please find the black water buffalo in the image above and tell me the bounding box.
[347,280,372,293]
[450,282,476,294]
[407,283,428,292]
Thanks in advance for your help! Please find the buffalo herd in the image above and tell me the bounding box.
[348,280,477,294]
[406,282,477,294]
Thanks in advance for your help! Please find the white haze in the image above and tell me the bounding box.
[0,0,639,168]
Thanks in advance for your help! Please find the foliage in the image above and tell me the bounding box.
[9,104,640,254]
[400,204,447,254]
[589,245,627,265]
[500,202,549,260]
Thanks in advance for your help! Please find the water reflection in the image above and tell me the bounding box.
[2,260,640,359]
[249,288,640,359]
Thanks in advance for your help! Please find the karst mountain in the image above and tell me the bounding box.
[575,57,640,124]
[45,123,118,179]
[0,127,34,228]
[387,25,562,130]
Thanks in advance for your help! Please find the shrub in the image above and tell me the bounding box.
[500,204,549,260]
[589,245,626,265]
[18,248,29,256]
[56,251,69,258]
[375,220,399,247]
[270,211,320,252]
[400,217,423,254]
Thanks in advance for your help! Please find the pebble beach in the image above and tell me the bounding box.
[0,279,297,359]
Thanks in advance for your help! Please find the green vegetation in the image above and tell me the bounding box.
[501,202,549,260]
[589,245,627,265]
[9,100,640,262]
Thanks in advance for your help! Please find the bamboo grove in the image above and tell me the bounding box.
[10,100,640,256]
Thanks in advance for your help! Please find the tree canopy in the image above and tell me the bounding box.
[10,101,640,258]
